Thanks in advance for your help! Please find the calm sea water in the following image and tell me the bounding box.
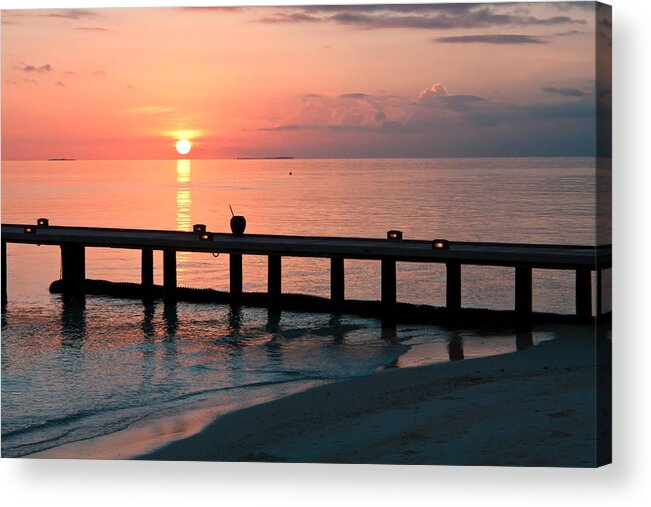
[1,157,609,457]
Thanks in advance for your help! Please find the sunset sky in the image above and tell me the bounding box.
[1,2,609,160]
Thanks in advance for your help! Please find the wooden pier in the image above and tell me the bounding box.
[1,223,611,324]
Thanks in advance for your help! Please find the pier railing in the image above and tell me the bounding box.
[1,223,611,323]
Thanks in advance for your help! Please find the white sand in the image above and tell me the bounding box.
[142,325,609,466]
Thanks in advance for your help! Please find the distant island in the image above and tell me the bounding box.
[236,156,294,160]
[48,158,76,161]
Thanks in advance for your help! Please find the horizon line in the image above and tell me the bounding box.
[2,154,602,162]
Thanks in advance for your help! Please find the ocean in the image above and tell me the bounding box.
[1,157,609,457]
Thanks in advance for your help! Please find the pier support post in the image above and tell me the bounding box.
[331,257,345,309]
[163,249,177,297]
[2,240,7,305]
[230,253,243,300]
[576,268,592,316]
[268,255,282,313]
[60,243,86,294]
[515,266,532,317]
[446,261,461,311]
[381,258,397,327]
[141,249,154,293]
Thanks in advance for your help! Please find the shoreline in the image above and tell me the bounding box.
[24,378,332,460]
[139,324,610,466]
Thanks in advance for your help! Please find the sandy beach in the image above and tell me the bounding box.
[141,325,610,467]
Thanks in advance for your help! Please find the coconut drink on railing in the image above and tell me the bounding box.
[229,205,246,236]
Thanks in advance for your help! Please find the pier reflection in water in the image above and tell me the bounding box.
[53,283,548,366]
[228,305,243,336]
[516,330,534,351]
[141,300,156,339]
[163,301,179,338]
[447,333,464,361]
[61,295,87,348]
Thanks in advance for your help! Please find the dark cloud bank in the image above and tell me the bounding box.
[259,81,598,157]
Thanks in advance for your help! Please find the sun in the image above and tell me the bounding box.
[176,139,192,155]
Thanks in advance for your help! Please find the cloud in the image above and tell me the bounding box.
[554,29,586,36]
[439,95,487,108]
[301,5,481,14]
[542,86,586,97]
[418,83,449,103]
[259,13,322,24]
[259,91,402,132]
[258,124,304,132]
[55,81,65,87]
[122,105,173,114]
[436,34,546,44]
[91,70,107,76]
[255,78,599,157]
[255,5,585,30]
[258,82,596,139]
[75,27,110,32]
[16,64,52,73]
[339,93,370,99]
[1,9,98,25]
[45,9,98,20]
[178,7,246,13]
[550,2,597,12]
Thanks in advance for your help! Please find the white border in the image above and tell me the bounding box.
[2,0,650,505]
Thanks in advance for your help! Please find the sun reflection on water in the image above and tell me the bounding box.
[176,159,192,276]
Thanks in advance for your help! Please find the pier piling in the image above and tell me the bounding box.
[515,266,533,317]
[381,258,397,327]
[141,249,154,292]
[230,253,243,298]
[446,261,461,311]
[163,249,177,297]
[60,243,86,294]
[331,257,345,308]
[268,255,282,312]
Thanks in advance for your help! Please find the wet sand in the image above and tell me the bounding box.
[141,325,610,467]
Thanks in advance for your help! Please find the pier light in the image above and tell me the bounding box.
[199,232,214,241]
[24,226,36,234]
[432,239,450,250]
[387,230,403,241]
[193,224,206,233]
[37,218,49,226]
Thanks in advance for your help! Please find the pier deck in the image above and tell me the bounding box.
[1,224,609,267]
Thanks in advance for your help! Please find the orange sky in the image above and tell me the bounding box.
[1,3,607,159]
